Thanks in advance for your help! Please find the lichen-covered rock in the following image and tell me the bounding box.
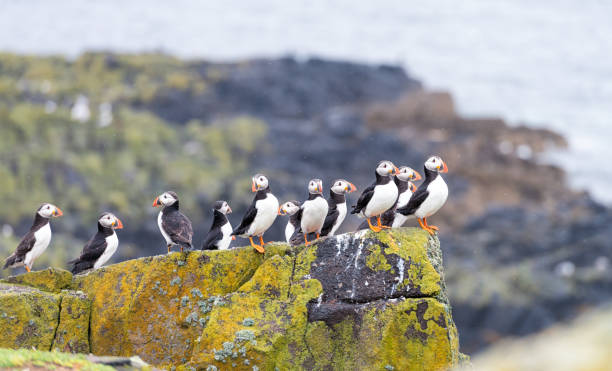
[52,290,91,353]
[0,267,72,293]
[0,228,464,369]
[0,348,115,371]
[187,228,460,371]
[0,283,60,350]
[71,243,290,366]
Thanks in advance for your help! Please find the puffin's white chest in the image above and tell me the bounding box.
[247,193,279,236]
[218,222,233,250]
[392,189,415,228]
[25,223,52,268]
[284,222,295,243]
[157,211,172,245]
[364,181,398,218]
[330,202,347,236]
[94,232,118,269]
[416,176,448,218]
[301,197,329,234]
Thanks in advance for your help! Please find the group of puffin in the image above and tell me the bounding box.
[2,156,448,275]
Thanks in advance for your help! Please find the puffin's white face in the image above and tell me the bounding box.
[396,166,422,182]
[278,201,300,216]
[37,203,63,218]
[376,160,398,177]
[215,201,232,215]
[425,156,448,173]
[99,213,123,229]
[153,191,178,207]
[252,174,269,192]
[308,179,323,194]
[331,179,357,194]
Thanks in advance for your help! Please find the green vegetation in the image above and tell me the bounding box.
[0,53,268,277]
[0,348,114,370]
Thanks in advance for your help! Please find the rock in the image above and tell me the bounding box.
[0,229,464,370]
[51,290,91,354]
[0,267,72,293]
[0,283,60,350]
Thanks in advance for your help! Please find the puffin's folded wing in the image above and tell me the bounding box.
[3,233,36,268]
[351,183,375,214]
[232,201,258,235]
[201,229,222,250]
[71,236,107,263]
[162,211,193,245]
[320,207,339,236]
[397,188,429,216]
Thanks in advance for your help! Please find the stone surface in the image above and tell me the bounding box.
[1,267,72,293]
[0,283,60,350]
[0,228,464,370]
[52,290,91,354]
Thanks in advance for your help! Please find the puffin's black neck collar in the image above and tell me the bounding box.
[163,201,180,213]
[395,177,409,194]
[211,209,229,228]
[308,193,323,201]
[255,187,271,200]
[97,222,115,236]
[423,167,439,182]
[32,213,50,229]
[329,190,346,205]
[289,212,301,226]
[375,172,393,185]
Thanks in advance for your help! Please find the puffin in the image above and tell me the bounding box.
[68,212,123,274]
[231,174,279,253]
[320,179,357,237]
[297,179,329,245]
[153,191,194,253]
[358,166,421,230]
[351,160,399,232]
[278,200,301,244]
[201,200,235,250]
[396,156,449,235]
[3,203,63,272]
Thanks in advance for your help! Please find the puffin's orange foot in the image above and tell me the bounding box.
[367,218,382,232]
[429,225,439,231]
[380,225,392,229]
[425,228,436,236]
[25,266,31,273]
[249,237,265,253]
[167,244,172,254]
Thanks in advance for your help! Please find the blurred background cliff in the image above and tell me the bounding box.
[1,0,611,357]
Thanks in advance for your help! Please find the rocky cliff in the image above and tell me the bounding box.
[0,228,465,370]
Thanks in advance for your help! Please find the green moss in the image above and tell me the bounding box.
[0,348,114,371]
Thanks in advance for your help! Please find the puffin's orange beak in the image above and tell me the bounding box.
[251,180,257,192]
[113,218,124,229]
[393,166,400,175]
[413,171,422,181]
[152,197,161,207]
[347,182,357,193]
[440,161,449,173]
[227,206,232,214]
[278,206,285,216]
[318,182,323,193]
[232,236,236,240]
[409,183,418,192]
[53,207,63,217]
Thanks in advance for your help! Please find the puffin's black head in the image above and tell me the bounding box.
[396,166,422,182]
[98,212,123,229]
[153,191,179,207]
[278,200,301,216]
[376,160,399,177]
[37,203,63,218]
[213,200,232,215]
[424,156,448,173]
[308,179,323,195]
[252,174,269,192]
[330,179,357,195]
